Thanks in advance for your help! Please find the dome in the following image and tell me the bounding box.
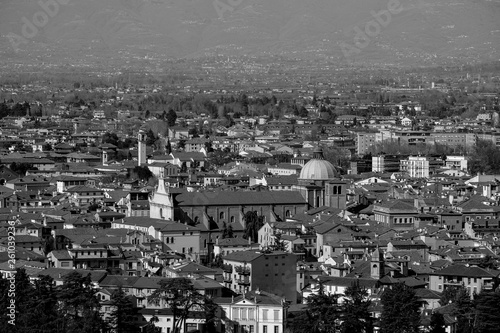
[299,148,337,180]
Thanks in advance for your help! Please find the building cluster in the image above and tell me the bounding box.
[1,96,500,332]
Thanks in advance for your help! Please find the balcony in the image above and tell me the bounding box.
[443,279,463,286]
[236,277,250,286]
[235,266,251,275]
[222,264,233,273]
[223,275,232,283]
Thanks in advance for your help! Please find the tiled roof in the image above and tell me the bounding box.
[176,190,306,206]
[50,250,73,260]
[430,264,499,278]
[223,250,263,262]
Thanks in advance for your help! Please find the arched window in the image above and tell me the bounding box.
[332,186,337,195]
[194,216,199,223]
[285,210,290,218]
[219,212,225,220]
[338,186,342,195]
[230,216,235,223]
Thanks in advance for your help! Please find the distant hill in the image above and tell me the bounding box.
[1,0,500,69]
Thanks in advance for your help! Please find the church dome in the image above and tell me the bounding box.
[299,148,337,180]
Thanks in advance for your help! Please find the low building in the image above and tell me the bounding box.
[216,290,287,333]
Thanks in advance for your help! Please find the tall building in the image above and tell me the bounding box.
[222,250,297,304]
[138,130,147,166]
[356,132,376,155]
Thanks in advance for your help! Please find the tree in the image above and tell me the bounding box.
[102,131,119,146]
[41,235,55,256]
[289,286,341,333]
[42,143,52,151]
[380,283,421,333]
[142,315,161,333]
[107,287,139,333]
[148,278,207,333]
[452,286,474,333]
[243,211,264,242]
[166,109,177,127]
[133,166,153,181]
[57,271,104,333]
[298,106,309,117]
[222,222,234,239]
[340,280,373,333]
[29,274,61,332]
[10,268,35,331]
[271,233,288,252]
[468,140,500,175]
[474,289,500,333]
[166,139,172,154]
[10,162,35,176]
[429,312,446,333]
[146,129,156,146]
[178,139,186,150]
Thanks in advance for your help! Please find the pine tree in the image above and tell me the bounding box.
[58,271,104,333]
[166,109,178,127]
[13,268,34,331]
[473,289,500,333]
[340,280,373,333]
[452,286,474,333]
[0,273,11,332]
[30,275,61,332]
[243,211,264,242]
[380,283,421,333]
[107,287,139,333]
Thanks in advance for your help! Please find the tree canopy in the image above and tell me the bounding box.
[380,283,421,333]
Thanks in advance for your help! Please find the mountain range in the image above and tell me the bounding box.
[1,0,500,69]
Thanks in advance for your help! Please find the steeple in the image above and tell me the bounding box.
[371,247,384,280]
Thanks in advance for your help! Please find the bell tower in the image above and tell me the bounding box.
[138,130,147,166]
[371,247,384,280]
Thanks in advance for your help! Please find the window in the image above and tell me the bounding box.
[273,310,279,321]
[233,308,239,320]
[248,309,255,320]
[231,216,235,223]
[263,310,268,320]
[263,326,267,333]
[274,326,279,333]
[220,212,225,219]
[250,325,254,333]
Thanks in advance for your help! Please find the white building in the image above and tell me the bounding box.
[445,156,468,171]
[217,290,286,333]
[400,156,430,178]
